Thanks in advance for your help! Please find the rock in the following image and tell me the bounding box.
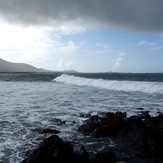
[22,112,163,163]
[21,135,63,163]
[35,136,46,141]
[158,114,163,129]
[79,113,91,118]
[21,135,90,163]
[140,111,150,119]
[78,112,128,137]
[38,128,60,134]
[52,118,66,125]
[78,112,163,160]
[136,108,144,110]
[65,142,90,163]
[95,151,118,163]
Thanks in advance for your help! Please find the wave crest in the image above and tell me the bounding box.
[53,74,163,94]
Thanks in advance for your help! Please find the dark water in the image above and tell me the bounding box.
[0,72,163,82]
[0,73,60,82]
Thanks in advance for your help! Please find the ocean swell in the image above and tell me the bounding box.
[53,74,163,94]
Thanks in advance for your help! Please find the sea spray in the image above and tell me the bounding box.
[0,73,163,162]
[53,74,163,94]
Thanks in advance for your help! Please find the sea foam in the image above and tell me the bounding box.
[53,74,163,94]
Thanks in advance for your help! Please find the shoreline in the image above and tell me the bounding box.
[21,111,163,163]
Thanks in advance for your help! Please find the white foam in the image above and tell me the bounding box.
[53,74,163,94]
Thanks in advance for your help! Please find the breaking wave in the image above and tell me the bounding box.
[53,74,163,94]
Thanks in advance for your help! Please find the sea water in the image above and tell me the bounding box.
[0,73,163,162]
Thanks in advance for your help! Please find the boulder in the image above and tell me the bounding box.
[78,112,128,137]
[21,135,90,163]
[78,112,163,159]
[22,112,163,163]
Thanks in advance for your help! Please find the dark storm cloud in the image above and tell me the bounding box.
[0,0,163,31]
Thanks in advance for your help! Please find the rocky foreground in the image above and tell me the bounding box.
[21,111,163,163]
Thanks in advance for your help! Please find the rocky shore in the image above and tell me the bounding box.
[21,111,163,163]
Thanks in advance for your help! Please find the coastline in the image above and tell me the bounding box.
[21,111,163,163]
[0,73,163,162]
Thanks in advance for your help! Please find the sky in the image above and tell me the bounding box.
[0,0,163,73]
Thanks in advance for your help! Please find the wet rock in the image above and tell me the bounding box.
[22,112,163,163]
[140,111,150,119]
[136,108,144,110]
[38,128,60,134]
[157,111,162,115]
[79,112,163,160]
[52,118,66,125]
[78,112,128,137]
[35,136,46,141]
[95,151,118,163]
[78,115,101,137]
[65,142,90,163]
[79,112,91,118]
[21,135,63,163]
[21,135,90,163]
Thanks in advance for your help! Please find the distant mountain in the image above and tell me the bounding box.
[62,70,79,73]
[0,58,48,72]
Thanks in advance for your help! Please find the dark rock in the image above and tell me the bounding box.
[22,112,163,163]
[35,136,46,141]
[127,115,145,132]
[21,135,63,163]
[136,108,144,110]
[78,112,163,160]
[79,113,91,118]
[157,111,162,114]
[52,118,66,125]
[21,135,90,163]
[65,142,90,162]
[95,151,118,163]
[78,115,100,136]
[99,112,128,137]
[78,112,129,137]
[115,111,127,119]
[38,128,60,134]
[140,111,150,119]
[86,115,100,124]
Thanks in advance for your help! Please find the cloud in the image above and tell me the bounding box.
[57,59,73,69]
[0,21,79,69]
[0,28,52,54]
[136,40,163,51]
[58,25,86,35]
[137,40,157,46]
[112,52,127,70]
[113,57,122,70]
[96,43,112,49]
[57,41,79,54]
[0,21,52,63]
[149,46,163,50]
[0,0,163,31]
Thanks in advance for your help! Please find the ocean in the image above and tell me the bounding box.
[0,73,163,162]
